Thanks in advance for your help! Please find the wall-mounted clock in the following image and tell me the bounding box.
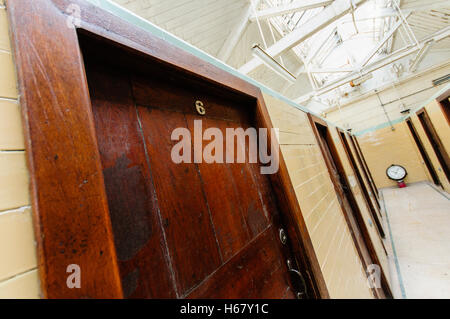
[386,164,408,188]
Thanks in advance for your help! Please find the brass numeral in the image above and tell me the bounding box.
[195,100,206,115]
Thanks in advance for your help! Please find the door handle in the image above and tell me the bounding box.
[287,259,308,299]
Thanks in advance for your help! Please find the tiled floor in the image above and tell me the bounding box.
[381,182,450,299]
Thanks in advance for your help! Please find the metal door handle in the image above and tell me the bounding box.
[287,259,308,299]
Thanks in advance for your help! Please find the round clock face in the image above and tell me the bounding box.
[386,165,407,181]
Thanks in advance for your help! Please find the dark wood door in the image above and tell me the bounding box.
[311,123,383,298]
[351,136,380,195]
[82,51,308,299]
[417,109,450,183]
[439,97,450,125]
[309,119,391,298]
[406,119,441,186]
[349,136,380,207]
[316,126,354,218]
[338,133,385,239]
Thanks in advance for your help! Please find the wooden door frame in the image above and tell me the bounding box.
[346,135,384,219]
[6,0,328,298]
[307,114,391,298]
[337,130,385,241]
[351,136,380,193]
[307,115,386,241]
[306,116,378,298]
[416,108,450,183]
[436,90,450,126]
[405,118,441,186]
[336,129,392,297]
[349,135,380,205]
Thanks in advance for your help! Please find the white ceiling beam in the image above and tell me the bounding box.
[340,8,398,23]
[249,0,333,21]
[305,26,337,64]
[401,0,450,12]
[295,26,450,101]
[239,0,368,74]
[340,1,450,24]
[217,0,261,62]
[308,67,354,73]
[359,17,405,68]
[409,40,434,72]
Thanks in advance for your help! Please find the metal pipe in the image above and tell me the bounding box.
[375,90,396,131]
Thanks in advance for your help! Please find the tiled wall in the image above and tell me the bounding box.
[263,93,374,299]
[0,2,40,298]
[357,122,430,189]
[328,128,390,286]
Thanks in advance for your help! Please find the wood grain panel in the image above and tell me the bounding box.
[87,63,176,298]
[187,227,295,299]
[6,0,123,298]
[137,106,222,295]
[184,116,254,261]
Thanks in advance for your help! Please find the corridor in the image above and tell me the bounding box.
[382,183,450,299]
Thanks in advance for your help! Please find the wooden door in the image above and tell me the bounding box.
[339,133,385,239]
[315,125,355,219]
[309,120,388,298]
[335,130,391,298]
[439,97,450,125]
[349,136,380,206]
[351,136,380,194]
[406,119,441,186]
[82,44,309,299]
[417,109,450,183]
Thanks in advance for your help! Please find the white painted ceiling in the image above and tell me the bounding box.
[112,0,450,113]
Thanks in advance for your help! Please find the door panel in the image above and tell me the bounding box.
[85,52,300,298]
[137,106,223,294]
[309,118,391,298]
[351,136,379,195]
[349,136,380,207]
[89,65,176,298]
[439,98,450,127]
[186,116,269,260]
[187,227,294,299]
[339,133,385,239]
[406,119,441,186]
[417,109,450,183]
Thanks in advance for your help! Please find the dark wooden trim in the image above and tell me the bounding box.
[7,0,328,298]
[416,108,450,183]
[307,117,378,298]
[349,135,380,204]
[436,88,450,105]
[351,135,380,193]
[307,114,391,298]
[345,133,386,239]
[436,89,450,126]
[438,97,450,127]
[405,118,441,186]
[6,0,124,298]
[347,135,384,222]
[336,129,392,298]
[256,93,329,299]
